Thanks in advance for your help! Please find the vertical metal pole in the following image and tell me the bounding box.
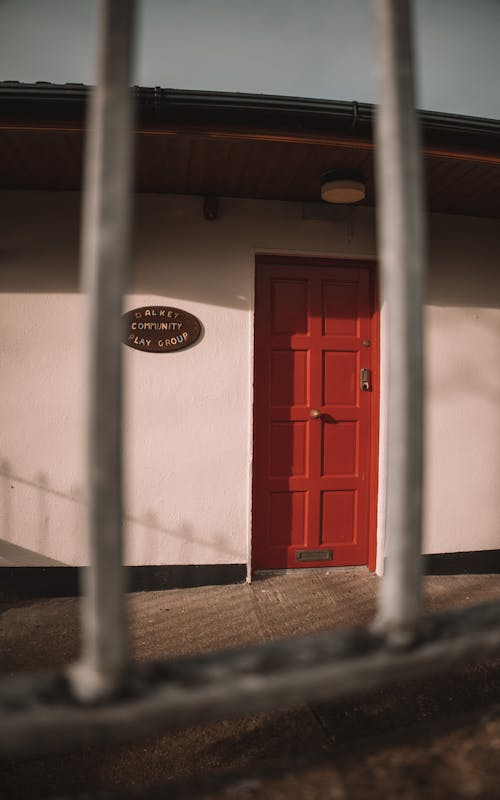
[373,0,426,642]
[71,0,135,701]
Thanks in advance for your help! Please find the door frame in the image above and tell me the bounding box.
[251,254,380,573]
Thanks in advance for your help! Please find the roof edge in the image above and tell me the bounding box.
[1,82,499,143]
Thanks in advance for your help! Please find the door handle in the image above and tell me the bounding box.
[360,368,371,392]
[310,408,321,419]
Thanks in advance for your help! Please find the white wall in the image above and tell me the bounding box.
[0,191,375,566]
[424,216,500,554]
[1,191,500,567]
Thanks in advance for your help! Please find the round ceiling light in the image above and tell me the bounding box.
[320,170,366,204]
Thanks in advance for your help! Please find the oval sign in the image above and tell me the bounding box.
[123,306,201,353]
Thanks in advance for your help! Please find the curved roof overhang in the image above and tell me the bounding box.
[1,82,500,218]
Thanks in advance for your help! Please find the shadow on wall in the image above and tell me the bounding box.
[0,460,72,566]
[0,461,241,565]
[2,192,500,310]
[427,216,500,309]
[0,192,82,294]
[0,193,254,311]
[0,539,66,566]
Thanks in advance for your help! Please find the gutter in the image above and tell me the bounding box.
[0,81,499,149]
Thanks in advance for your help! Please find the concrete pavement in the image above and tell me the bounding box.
[2,568,500,798]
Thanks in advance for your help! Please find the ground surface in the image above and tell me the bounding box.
[2,569,500,799]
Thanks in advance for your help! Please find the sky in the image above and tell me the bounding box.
[1,0,499,119]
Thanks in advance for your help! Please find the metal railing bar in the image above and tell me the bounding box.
[71,0,136,702]
[373,0,427,641]
[2,599,500,759]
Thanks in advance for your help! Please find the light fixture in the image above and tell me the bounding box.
[320,170,366,204]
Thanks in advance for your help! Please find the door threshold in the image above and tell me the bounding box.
[251,566,371,580]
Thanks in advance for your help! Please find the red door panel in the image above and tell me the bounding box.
[252,258,377,570]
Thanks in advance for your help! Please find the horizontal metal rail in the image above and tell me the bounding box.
[2,599,500,759]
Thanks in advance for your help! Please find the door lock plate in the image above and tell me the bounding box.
[360,367,371,391]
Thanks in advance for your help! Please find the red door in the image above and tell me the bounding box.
[252,257,378,570]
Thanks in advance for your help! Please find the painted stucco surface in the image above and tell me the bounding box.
[0,192,375,566]
[1,190,499,566]
[424,216,500,555]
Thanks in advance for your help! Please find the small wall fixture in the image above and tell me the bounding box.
[203,195,218,221]
[320,170,366,204]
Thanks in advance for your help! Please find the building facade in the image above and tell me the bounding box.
[1,79,500,592]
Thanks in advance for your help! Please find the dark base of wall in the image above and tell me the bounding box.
[0,564,247,602]
[422,550,500,575]
[2,552,499,602]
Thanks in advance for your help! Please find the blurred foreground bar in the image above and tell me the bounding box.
[72,0,136,702]
[373,0,427,640]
